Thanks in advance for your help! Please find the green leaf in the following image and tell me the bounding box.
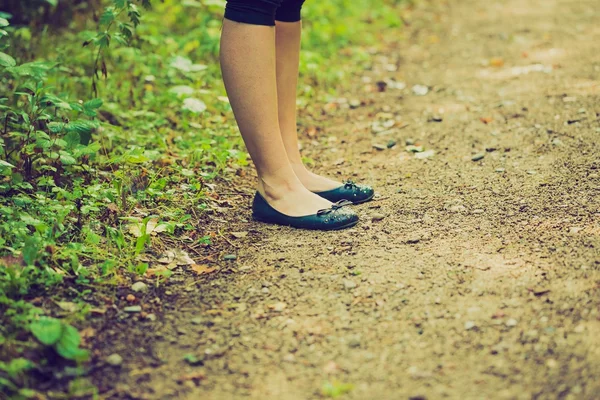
[0,51,16,68]
[59,151,77,165]
[30,317,63,346]
[48,121,65,134]
[55,325,89,362]
[0,17,9,27]
[83,98,103,110]
[99,9,116,26]
[64,130,81,149]
[0,160,15,170]
[22,237,40,266]
[66,120,98,145]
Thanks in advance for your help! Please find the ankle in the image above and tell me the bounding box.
[258,173,304,202]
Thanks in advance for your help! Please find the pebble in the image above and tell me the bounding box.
[465,321,476,330]
[123,306,142,313]
[348,336,361,348]
[106,353,123,366]
[412,84,429,96]
[495,168,505,173]
[448,205,466,213]
[472,209,485,214]
[131,282,148,293]
[349,99,361,109]
[506,318,518,327]
[527,170,537,175]
[406,236,421,244]
[371,213,386,222]
[471,153,485,161]
[573,325,585,333]
[415,149,435,159]
[343,280,357,290]
[146,313,156,321]
[387,140,397,148]
[191,317,204,325]
[373,144,387,151]
[126,294,136,303]
[261,287,270,294]
[223,254,237,261]
[405,138,415,145]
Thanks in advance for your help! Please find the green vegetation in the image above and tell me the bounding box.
[0,0,406,395]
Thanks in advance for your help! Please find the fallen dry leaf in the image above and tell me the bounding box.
[191,264,217,275]
[480,117,494,124]
[490,57,504,67]
[231,231,248,239]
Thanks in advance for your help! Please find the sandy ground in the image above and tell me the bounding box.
[89,0,600,398]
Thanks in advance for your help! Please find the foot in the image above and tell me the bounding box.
[259,176,334,217]
[291,163,342,192]
[253,192,358,230]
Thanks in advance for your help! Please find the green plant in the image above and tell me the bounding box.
[30,316,89,361]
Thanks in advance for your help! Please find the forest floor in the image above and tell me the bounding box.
[86,0,599,398]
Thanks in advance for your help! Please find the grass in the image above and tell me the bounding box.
[0,0,408,395]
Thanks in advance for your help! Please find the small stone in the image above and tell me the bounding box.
[131,282,148,293]
[471,153,485,161]
[506,318,518,327]
[191,317,204,325]
[465,321,476,330]
[527,170,537,175]
[349,99,361,109]
[415,149,435,159]
[429,115,443,122]
[448,205,466,213]
[223,254,237,261]
[261,287,270,294]
[406,236,421,244]
[106,354,123,366]
[283,353,296,363]
[569,227,583,234]
[371,213,385,222]
[472,209,485,214]
[412,84,429,96]
[348,337,361,348]
[546,359,558,368]
[573,325,585,333]
[373,144,387,151]
[551,138,563,146]
[495,168,506,173]
[406,145,424,153]
[387,140,397,149]
[146,313,156,321]
[126,294,136,303]
[343,280,357,290]
[405,138,415,145]
[270,302,287,312]
[123,306,142,313]
[435,298,441,304]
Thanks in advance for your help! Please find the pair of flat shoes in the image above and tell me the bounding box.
[252,181,374,231]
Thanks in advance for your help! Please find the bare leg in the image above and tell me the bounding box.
[220,19,332,216]
[275,20,341,192]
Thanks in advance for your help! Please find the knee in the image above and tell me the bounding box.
[225,0,283,26]
[275,0,306,23]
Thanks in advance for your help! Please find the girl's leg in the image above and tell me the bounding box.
[220,7,332,216]
[275,2,342,192]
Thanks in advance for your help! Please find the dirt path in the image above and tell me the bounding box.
[94,0,600,398]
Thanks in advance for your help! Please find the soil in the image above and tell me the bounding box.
[86,0,600,398]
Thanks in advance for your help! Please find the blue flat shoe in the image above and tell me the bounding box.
[252,192,359,230]
[314,180,375,204]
